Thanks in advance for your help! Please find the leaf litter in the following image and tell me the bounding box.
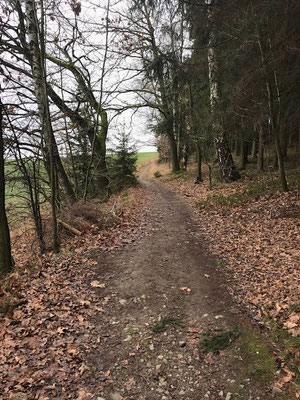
[0,187,148,399]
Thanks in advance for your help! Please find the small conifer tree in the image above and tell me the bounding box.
[108,131,138,192]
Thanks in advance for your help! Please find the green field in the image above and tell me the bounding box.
[137,152,158,165]
[4,153,158,209]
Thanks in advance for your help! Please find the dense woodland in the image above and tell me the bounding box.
[0,0,299,274]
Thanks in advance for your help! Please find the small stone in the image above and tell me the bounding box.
[159,377,167,386]
[219,391,224,397]
[119,299,126,305]
[179,341,186,347]
[110,393,122,400]
[225,393,232,400]
[149,343,154,351]
[124,335,132,342]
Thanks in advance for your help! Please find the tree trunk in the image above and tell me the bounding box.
[281,125,289,160]
[207,0,240,182]
[257,123,264,171]
[25,0,60,251]
[251,137,257,159]
[168,133,180,173]
[0,102,13,276]
[24,0,75,205]
[195,142,203,183]
[183,144,189,170]
[235,137,240,156]
[258,37,288,192]
[240,138,248,170]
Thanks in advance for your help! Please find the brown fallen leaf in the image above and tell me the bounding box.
[274,368,295,388]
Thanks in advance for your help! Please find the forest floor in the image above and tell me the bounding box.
[0,160,299,399]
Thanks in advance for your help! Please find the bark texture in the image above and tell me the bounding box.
[24,0,75,204]
[0,103,13,276]
[207,0,240,182]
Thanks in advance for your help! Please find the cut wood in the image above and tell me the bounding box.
[58,219,81,236]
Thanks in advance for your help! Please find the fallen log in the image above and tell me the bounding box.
[57,219,82,236]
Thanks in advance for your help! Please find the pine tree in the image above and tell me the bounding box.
[109,131,138,192]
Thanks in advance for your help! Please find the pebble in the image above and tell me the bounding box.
[109,393,122,400]
[225,393,232,400]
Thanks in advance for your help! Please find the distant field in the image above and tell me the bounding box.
[137,152,158,165]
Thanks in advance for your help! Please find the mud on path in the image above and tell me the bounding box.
[86,172,276,400]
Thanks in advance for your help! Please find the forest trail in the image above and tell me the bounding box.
[88,165,275,400]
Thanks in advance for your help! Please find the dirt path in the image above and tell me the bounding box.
[86,169,276,400]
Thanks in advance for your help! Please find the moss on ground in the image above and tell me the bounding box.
[238,326,276,383]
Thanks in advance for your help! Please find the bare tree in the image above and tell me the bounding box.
[0,101,13,275]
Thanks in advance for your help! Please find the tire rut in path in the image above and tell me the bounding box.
[90,180,273,400]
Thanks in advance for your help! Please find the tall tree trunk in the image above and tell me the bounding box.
[0,102,13,276]
[25,0,60,251]
[258,37,288,192]
[183,144,189,170]
[168,133,180,173]
[240,138,248,170]
[281,125,289,160]
[97,110,109,190]
[251,137,257,159]
[143,4,180,173]
[24,0,75,205]
[207,0,240,182]
[235,137,241,156]
[195,141,203,183]
[257,122,264,171]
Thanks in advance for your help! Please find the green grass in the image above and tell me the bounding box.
[238,326,276,383]
[137,152,158,165]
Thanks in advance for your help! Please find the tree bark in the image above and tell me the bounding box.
[168,133,180,173]
[195,141,203,183]
[207,0,240,182]
[0,102,13,276]
[24,0,75,205]
[251,138,257,159]
[25,0,60,251]
[257,122,264,171]
[240,138,248,170]
[258,37,288,192]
